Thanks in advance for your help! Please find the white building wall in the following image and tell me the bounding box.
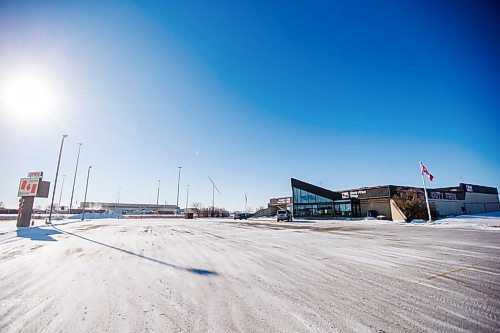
[465,192,499,203]
[465,202,500,214]
[430,200,464,216]
[428,191,499,216]
[463,192,500,214]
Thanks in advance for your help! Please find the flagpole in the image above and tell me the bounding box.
[419,161,432,222]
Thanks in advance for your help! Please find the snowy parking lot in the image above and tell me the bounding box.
[1,215,499,332]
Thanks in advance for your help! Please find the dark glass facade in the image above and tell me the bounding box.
[292,183,361,218]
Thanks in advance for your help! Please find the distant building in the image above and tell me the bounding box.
[291,178,499,221]
[80,202,178,214]
[250,196,293,218]
[269,196,292,210]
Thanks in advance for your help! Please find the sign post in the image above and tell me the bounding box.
[17,171,50,227]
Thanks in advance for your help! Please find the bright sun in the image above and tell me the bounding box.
[1,74,56,119]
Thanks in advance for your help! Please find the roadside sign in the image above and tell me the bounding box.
[37,181,50,198]
[18,178,40,197]
[17,171,50,227]
[28,171,43,178]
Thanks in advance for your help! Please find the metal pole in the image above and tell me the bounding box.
[69,143,82,214]
[185,184,189,212]
[419,161,432,222]
[58,174,66,208]
[48,134,68,224]
[81,166,92,221]
[117,187,122,219]
[212,183,215,217]
[156,180,160,206]
[176,166,182,212]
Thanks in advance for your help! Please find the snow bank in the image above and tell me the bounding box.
[409,211,500,230]
[68,212,122,220]
[246,213,500,230]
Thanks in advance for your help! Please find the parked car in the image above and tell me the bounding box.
[234,212,252,220]
[276,210,292,222]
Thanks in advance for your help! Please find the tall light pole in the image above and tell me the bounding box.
[185,184,190,212]
[48,134,68,224]
[176,166,182,212]
[69,143,83,214]
[116,186,121,219]
[58,174,66,209]
[81,165,92,221]
[156,180,161,206]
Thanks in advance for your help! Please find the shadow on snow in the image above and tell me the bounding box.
[289,220,317,224]
[16,227,62,241]
[51,226,218,277]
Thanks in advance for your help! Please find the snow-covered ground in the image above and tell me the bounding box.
[1,214,499,332]
[422,211,500,229]
[254,212,500,230]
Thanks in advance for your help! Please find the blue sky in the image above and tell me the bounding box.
[1,0,499,210]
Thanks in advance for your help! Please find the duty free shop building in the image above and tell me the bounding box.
[290,178,499,222]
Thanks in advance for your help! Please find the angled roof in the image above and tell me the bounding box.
[291,178,342,200]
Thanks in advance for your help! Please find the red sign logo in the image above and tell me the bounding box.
[18,178,40,196]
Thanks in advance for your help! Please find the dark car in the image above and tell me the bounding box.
[234,212,252,220]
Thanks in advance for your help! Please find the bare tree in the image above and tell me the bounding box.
[199,207,229,218]
[192,202,203,215]
[47,203,60,211]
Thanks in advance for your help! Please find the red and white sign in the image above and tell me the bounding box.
[18,178,40,197]
[28,171,43,178]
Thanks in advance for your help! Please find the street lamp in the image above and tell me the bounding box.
[48,134,68,224]
[69,143,83,214]
[185,184,190,212]
[176,166,182,213]
[81,165,92,221]
[156,180,161,206]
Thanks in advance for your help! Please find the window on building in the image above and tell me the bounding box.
[292,186,361,218]
[292,187,333,204]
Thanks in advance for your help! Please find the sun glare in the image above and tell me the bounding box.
[1,75,56,119]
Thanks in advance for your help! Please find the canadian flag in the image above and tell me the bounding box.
[421,164,434,181]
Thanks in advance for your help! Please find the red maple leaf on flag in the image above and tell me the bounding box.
[421,164,434,181]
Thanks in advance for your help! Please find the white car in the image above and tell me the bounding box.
[276,210,292,222]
